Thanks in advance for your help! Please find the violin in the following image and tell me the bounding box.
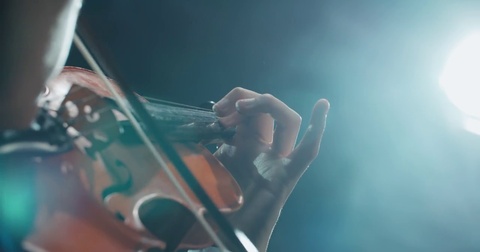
[6,66,242,252]
[0,9,260,248]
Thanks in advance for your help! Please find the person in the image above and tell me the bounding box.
[0,1,329,251]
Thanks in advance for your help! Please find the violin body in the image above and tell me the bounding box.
[18,67,243,251]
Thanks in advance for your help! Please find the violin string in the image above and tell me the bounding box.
[44,96,220,133]
[143,103,218,123]
[142,96,213,112]
[143,100,219,119]
[73,33,232,252]
[42,86,221,138]
[58,87,219,123]
[143,102,212,114]
[44,79,219,125]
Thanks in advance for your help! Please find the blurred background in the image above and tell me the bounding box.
[67,1,480,251]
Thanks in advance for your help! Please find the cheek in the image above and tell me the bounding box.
[44,0,82,81]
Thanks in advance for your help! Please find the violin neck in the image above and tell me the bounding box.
[132,102,234,144]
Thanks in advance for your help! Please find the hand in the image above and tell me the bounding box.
[212,87,329,251]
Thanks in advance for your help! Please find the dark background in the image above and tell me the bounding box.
[67,1,480,251]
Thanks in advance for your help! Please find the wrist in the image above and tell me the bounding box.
[228,187,285,252]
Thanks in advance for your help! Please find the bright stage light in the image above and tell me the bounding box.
[440,32,480,133]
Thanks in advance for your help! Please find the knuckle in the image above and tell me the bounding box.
[259,93,276,104]
[231,87,247,95]
[292,112,302,126]
[232,87,244,92]
[230,87,259,101]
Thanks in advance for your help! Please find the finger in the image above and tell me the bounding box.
[235,112,274,146]
[236,94,303,156]
[288,99,329,177]
[218,110,245,128]
[214,88,275,144]
[212,87,259,117]
[219,106,275,145]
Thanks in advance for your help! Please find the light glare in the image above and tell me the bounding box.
[440,33,480,119]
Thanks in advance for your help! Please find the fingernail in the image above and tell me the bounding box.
[213,98,228,113]
[236,98,256,111]
[316,99,330,120]
[322,99,331,114]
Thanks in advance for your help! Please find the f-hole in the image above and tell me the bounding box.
[138,198,196,252]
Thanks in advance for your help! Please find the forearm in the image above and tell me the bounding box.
[0,0,81,130]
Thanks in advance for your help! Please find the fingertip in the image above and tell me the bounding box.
[213,98,230,116]
[212,105,225,117]
[212,104,221,115]
[314,98,330,114]
[314,99,330,117]
[309,98,330,127]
